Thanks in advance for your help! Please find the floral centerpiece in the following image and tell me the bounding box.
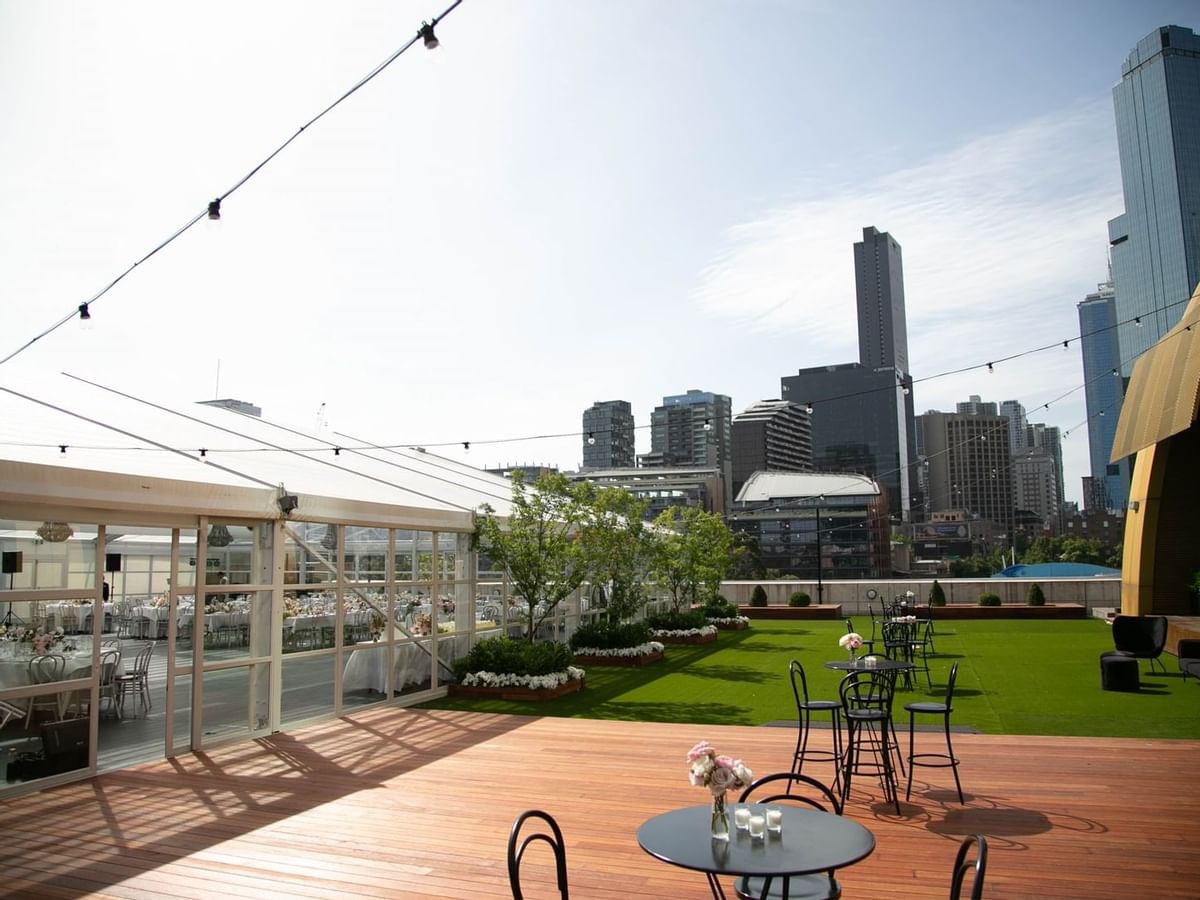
[368,613,385,641]
[839,631,864,661]
[0,625,75,655]
[687,741,753,840]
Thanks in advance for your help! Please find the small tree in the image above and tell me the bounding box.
[579,485,653,623]
[928,579,947,607]
[788,591,811,608]
[475,472,594,643]
[648,506,735,612]
[1027,582,1046,606]
[750,585,768,607]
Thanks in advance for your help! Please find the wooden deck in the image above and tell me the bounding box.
[1,708,1198,898]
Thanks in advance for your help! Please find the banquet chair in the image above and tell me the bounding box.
[844,617,876,656]
[115,642,155,716]
[1105,615,1168,674]
[948,834,988,900]
[735,773,842,900]
[839,670,901,815]
[507,809,569,900]
[905,662,964,803]
[789,660,843,796]
[25,654,67,727]
[63,650,121,719]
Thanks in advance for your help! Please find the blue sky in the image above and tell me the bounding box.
[1,0,1197,504]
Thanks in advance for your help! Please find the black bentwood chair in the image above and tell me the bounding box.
[508,809,569,900]
[905,662,964,804]
[789,659,843,795]
[735,773,843,900]
[839,670,901,815]
[948,834,988,900]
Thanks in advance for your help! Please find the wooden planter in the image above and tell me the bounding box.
[738,604,843,620]
[710,620,750,631]
[447,677,585,702]
[919,603,1086,619]
[653,631,718,645]
[572,650,664,667]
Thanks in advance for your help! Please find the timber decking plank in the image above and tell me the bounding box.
[0,708,1197,899]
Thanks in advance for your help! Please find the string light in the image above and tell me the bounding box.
[207,199,221,221]
[804,403,814,415]
[420,22,439,49]
[586,432,596,445]
[462,441,470,453]
[78,303,91,323]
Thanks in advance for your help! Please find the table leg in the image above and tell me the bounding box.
[704,872,728,899]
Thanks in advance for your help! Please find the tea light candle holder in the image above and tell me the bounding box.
[748,814,766,839]
[734,806,751,831]
[765,808,783,832]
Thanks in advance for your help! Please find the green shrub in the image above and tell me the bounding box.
[453,636,573,680]
[928,580,947,607]
[978,592,1002,607]
[1027,583,1046,606]
[703,595,739,619]
[646,610,708,631]
[788,591,812,608]
[750,585,769,607]
[569,620,651,651]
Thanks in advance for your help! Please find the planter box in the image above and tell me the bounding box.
[920,603,1086,620]
[710,620,750,631]
[739,604,843,620]
[572,650,664,667]
[654,631,719,645]
[447,677,584,702]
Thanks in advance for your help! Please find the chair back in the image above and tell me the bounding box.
[1111,615,1167,657]
[943,662,960,707]
[788,659,811,711]
[508,809,569,900]
[948,833,988,900]
[839,670,893,716]
[737,772,842,815]
[29,654,66,685]
[99,649,121,685]
[132,642,156,675]
[882,621,915,660]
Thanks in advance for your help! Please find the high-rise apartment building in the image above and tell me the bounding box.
[1012,452,1060,531]
[957,395,997,417]
[581,400,635,469]
[918,410,1014,537]
[1025,423,1065,528]
[1077,281,1131,512]
[998,400,1029,456]
[781,226,918,520]
[1108,25,1200,376]
[730,400,813,499]
[644,389,733,507]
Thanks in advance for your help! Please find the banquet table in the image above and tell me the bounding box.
[342,639,433,693]
[43,602,114,633]
[638,803,875,899]
[0,647,124,690]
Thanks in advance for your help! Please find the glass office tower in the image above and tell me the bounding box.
[1077,282,1131,512]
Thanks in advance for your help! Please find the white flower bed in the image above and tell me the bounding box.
[650,625,718,639]
[706,616,750,627]
[572,641,665,658]
[460,666,585,690]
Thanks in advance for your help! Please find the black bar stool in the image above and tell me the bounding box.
[788,659,843,796]
[839,670,900,814]
[905,661,965,803]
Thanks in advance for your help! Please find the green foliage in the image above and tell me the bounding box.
[703,595,739,619]
[1022,535,1109,567]
[1027,583,1046,606]
[928,579,947,607]
[978,592,1002,607]
[475,472,594,643]
[568,620,651,651]
[749,585,768,607]
[452,636,574,680]
[949,551,1006,577]
[579,485,653,622]
[788,591,811,608]
[647,506,736,612]
[646,610,707,631]
[728,530,765,580]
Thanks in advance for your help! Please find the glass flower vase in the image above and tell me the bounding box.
[847,648,858,662]
[710,792,730,840]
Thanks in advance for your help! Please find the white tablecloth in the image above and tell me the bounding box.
[0,649,124,690]
[342,640,432,692]
[284,611,370,633]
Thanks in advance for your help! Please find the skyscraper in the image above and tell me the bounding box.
[730,400,813,499]
[998,400,1029,456]
[918,409,1014,536]
[1108,25,1200,376]
[781,226,918,519]
[644,389,733,507]
[581,400,635,469]
[1077,281,1131,512]
[856,225,910,374]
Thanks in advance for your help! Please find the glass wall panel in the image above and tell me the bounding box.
[0,519,95,593]
[201,590,271,662]
[281,655,335,726]
[0,703,89,785]
[341,642,388,707]
[394,531,433,582]
[282,522,338,586]
[172,674,192,750]
[201,664,270,741]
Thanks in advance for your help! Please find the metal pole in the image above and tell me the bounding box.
[815,505,824,605]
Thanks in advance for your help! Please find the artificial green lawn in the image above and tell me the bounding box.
[419,619,1200,740]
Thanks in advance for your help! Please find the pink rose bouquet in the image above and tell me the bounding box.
[687,740,753,797]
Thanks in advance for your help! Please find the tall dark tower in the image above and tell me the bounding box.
[855,226,910,375]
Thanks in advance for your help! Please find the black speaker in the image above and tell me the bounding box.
[105,553,121,573]
[1,551,22,575]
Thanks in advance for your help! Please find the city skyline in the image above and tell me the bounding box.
[2,2,1198,505]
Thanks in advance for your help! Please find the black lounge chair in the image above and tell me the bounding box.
[1103,614,1168,674]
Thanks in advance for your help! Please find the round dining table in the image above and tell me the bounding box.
[638,803,874,899]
